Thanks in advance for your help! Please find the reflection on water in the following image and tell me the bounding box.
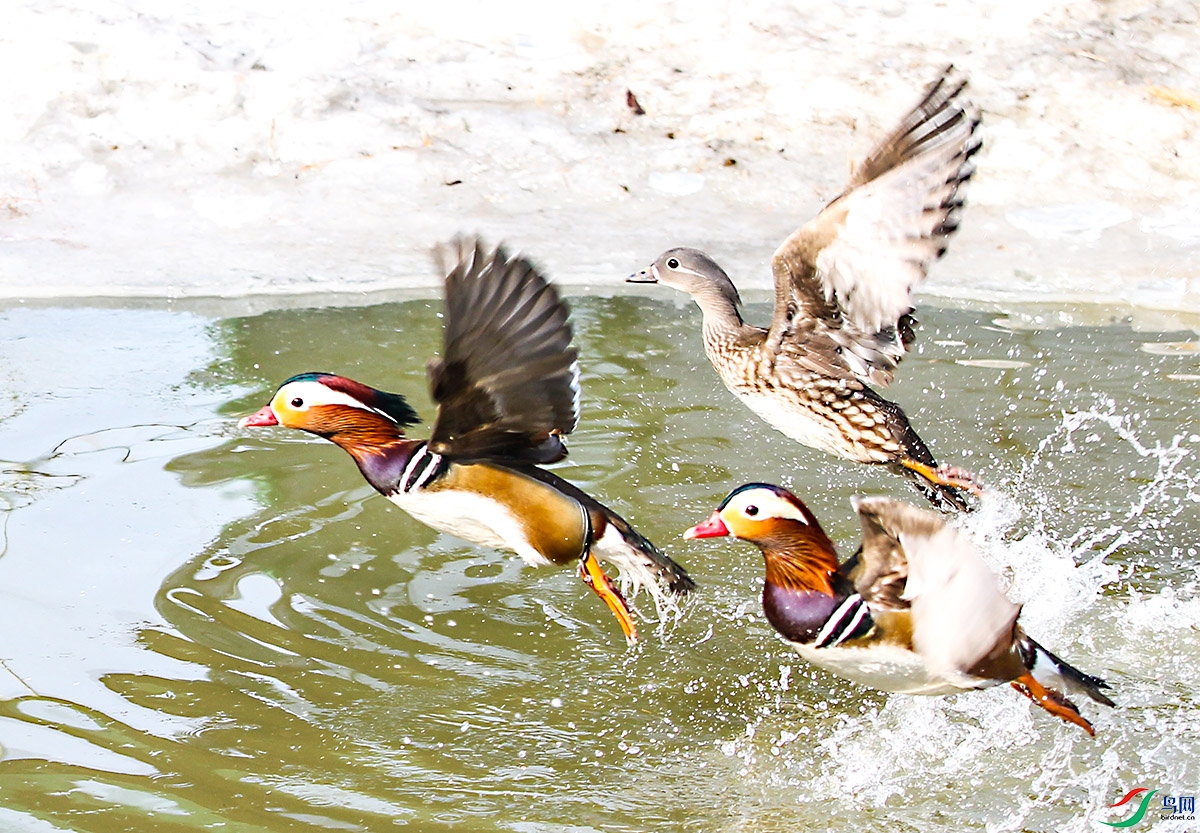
[0,298,1198,831]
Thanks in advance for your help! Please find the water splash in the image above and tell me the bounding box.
[698,395,1200,830]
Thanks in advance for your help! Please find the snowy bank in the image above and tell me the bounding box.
[1,0,1197,313]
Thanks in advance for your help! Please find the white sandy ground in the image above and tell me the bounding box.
[0,0,1197,316]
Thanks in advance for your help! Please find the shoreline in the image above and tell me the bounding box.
[2,2,1197,319]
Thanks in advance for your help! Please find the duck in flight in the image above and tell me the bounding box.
[685,483,1114,734]
[240,239,695,643]
[630,67,984,511]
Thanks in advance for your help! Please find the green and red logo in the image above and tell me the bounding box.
[1101,788,1158,828]
[1100,787,1195,826]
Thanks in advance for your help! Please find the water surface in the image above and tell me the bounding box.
[0,295,1197,831]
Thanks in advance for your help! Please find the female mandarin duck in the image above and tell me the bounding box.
[630,67,984,511]
[239,239,694,644]
[685,483,1114,734]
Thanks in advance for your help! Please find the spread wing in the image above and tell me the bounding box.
[427,238,581,465]
[851,495,1019,678]
[765,66,982,387]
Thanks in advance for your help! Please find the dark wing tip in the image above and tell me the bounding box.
[848,64,981,191]
[428,237,582,463]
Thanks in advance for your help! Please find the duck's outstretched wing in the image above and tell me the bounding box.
[851,495,1018,678]
[427,238,580,465]
[765,67,982,387]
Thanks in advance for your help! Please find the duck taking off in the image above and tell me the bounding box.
[630,67,984,511]
[685,483,1114,734]
[240,239,695,644]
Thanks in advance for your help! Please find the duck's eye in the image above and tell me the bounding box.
[290,397,304,408]
[745,505,759,517]
[666,257,680,269]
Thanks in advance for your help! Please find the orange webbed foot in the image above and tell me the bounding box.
[1012,674,1095,736]
[579,551,638,645]
[900,459,985,498]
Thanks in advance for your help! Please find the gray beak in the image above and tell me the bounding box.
[626,266,659,284]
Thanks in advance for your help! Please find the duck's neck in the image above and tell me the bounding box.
[345,439,428,496]
[320,415,425,495]
[758,530,850,645]
[690,278,747,335]
[760,530,842,597]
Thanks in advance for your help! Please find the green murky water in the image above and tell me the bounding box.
[1,294,1198,832]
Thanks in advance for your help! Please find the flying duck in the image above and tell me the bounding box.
[239,239,695,643]
[684,483,1114,734]
[629,67,984,511]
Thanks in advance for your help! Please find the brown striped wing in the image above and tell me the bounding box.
[428,238,580,465]
[765,66,982,388]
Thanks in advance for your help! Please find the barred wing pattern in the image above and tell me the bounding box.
[766,67,982,388]
[428,238,581,465]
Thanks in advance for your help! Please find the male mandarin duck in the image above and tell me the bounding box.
[239,239,694,644]
[629,67,984,511]
[685,483,1114,734]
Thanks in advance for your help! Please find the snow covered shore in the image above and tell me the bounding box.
[1,1,1197,313]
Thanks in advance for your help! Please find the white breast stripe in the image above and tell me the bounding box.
[814,594,869,649]
[414,450,443,491]
[833,599,870,647]
[401,444,444,493]
[399,444,427,491]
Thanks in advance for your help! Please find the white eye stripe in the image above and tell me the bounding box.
[277,380,394,421]
[277,381,361,410]
[728,491,808,524]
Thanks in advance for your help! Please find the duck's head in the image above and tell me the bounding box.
[685,483,822,542]
[239,372,419,451]
[628,248,742,312]
[685,483,840,593]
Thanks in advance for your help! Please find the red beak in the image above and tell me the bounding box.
[238,405,279,428]
[684,511,729,539]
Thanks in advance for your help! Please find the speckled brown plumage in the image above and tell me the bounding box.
[631,67,985,511]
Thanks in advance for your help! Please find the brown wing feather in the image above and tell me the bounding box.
[428,238,581,464]
[846,66,972,190]
[766,66,981,387]
[848,496,923,611]
[851,495,1021,677]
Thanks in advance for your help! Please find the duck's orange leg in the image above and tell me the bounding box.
[579,550,638,645]
[1012,673,1095,736]
[899,458,985,497]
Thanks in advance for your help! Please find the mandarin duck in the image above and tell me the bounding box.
[239,239,694,643]
[630,67,984,511]
[685,483,1114,734]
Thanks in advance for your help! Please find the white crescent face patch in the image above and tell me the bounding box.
[721,488,809,525]
[272,380,394,422]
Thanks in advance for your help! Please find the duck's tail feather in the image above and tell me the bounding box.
[1024,636,1116,708]
[893,456,983,513]
[589,508,695,625]
[879,399,981,513]
[906,469,973,513]
[1010,635,1114,735]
